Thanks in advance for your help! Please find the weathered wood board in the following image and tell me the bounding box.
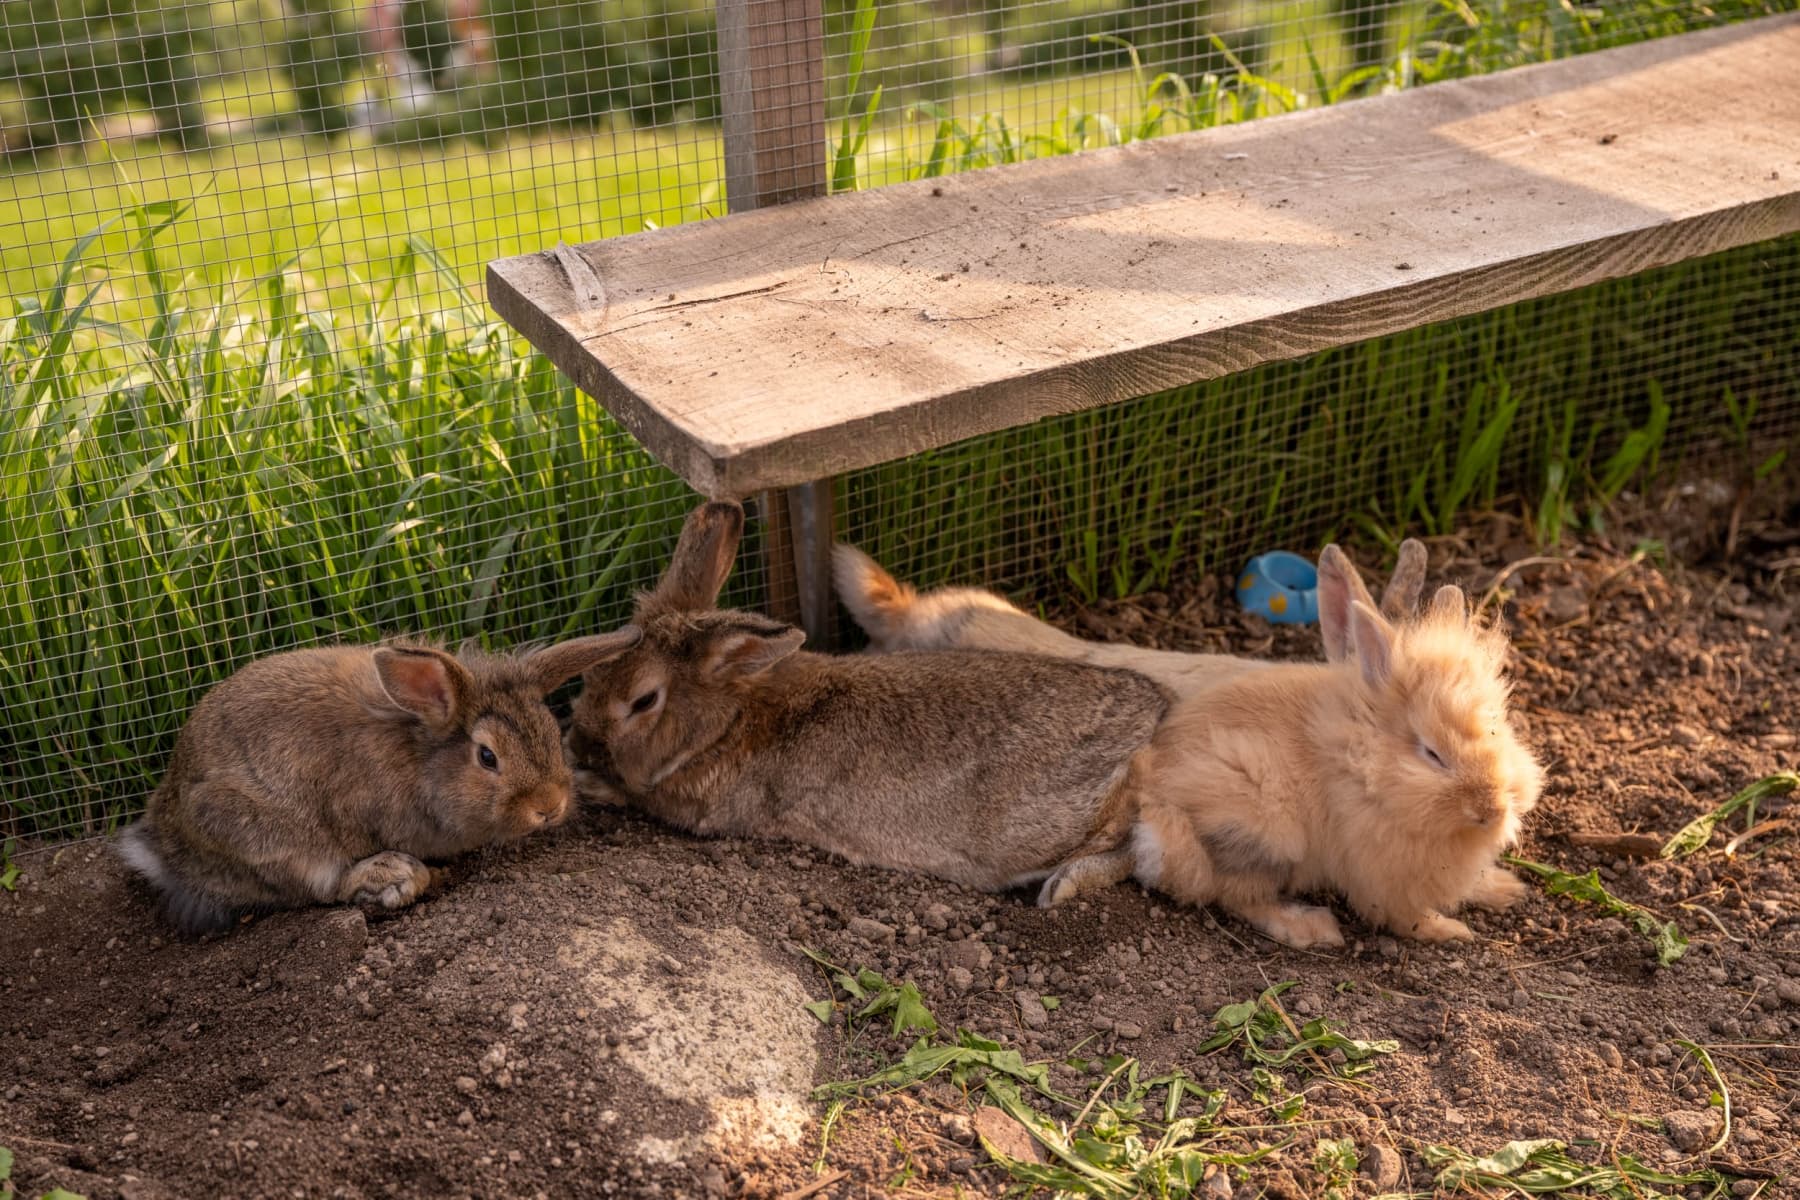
[489,15,1800,498]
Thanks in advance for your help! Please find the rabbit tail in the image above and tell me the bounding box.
[832,544,922,644]
[117,820,240,935]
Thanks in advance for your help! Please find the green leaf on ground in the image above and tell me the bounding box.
[1661,772,1799,859]
[1506,856,1687,965]
[1424,1137,1741,1197]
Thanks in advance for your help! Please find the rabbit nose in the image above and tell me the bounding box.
[537,787,571,828]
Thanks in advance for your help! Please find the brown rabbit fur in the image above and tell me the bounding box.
[119,630,641,934]
[834,540,1429,699]
[565,501,1167,903]
[1131,578,1544,948]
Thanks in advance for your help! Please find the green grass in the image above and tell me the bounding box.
[0,206,709,838]
[802,958,1755,1198]
[0,127,727,319]
[3,0,1799,841]
[841,235,1800,602]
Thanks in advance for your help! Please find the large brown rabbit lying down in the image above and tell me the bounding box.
[564,500,1169,906]
[836,543,1544,948]
[118,631,643,934]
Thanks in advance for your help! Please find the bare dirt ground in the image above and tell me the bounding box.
[3,480,1797,1200]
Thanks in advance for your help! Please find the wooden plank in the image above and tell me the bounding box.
[718,0,827,212]
[716,0,831,633]
[489,15,1800,498]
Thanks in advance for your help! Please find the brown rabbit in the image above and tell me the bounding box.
[837,538,1536,946]
[118,630,642,934]
[835,540,1429,699]
[565,501,1167,905]
[1125,576,1543,948]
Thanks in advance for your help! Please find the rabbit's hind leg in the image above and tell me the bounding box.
[1037,844,1136,907]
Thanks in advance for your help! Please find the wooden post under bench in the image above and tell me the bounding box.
[716,0,839,647]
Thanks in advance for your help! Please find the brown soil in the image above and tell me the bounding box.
[3,486,1798,1200]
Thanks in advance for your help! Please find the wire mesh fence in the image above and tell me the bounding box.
[3,0,1797,845]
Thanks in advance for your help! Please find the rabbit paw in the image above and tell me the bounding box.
[340,851,432,911]
[1244,902,1346,950]
[1467,866,1529,910]
[1037,846,1136,908]
[1405,913,1474,942]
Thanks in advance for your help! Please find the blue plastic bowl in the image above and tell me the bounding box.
[1237,550,1320,624]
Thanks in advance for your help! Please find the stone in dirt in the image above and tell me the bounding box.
[1661,1109,1719,1153]
[846,916,896,945]
[555,919,821,1164]
[1362,1143,1403,1189]
[941,938,993,972]
[1015,989,1049,1030]
[972,1106,1044,1165]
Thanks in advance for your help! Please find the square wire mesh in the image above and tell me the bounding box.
[2,0,1796,844]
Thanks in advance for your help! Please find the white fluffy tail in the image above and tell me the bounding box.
[831,544,922,647]
[116,820,238,935]
[116,820,168,886]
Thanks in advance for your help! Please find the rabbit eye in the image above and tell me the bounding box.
[1418,742,1448,770]
[477,744,499,772]
[630,689,660,715]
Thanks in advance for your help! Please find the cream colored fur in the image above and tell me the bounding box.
[1136,594,1542,947]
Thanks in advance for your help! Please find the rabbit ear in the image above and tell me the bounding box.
[1318,545,1378,662]
[702,615,806,680]
[526,625,643,695]
[1428,584,1467,623]
[1380,539,1428,621]
[1348,601,1396,687]
[374,646,473,727]
[645,501,745,614]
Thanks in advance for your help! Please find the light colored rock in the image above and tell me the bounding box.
[941,939,993,973]
[1362,1143,1403,1189]
[1015,990,1049,1031]
[847,917,896,945]
[972,1106,1044,1164]
[1662,1109,1718,1153]
[557,919,820,1165]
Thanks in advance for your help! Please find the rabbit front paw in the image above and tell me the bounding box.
[1405,913,1474,942]
[1242,902,1345,950]
[1467,866,1529,910]
[339,851,432,911]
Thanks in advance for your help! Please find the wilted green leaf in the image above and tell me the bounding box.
[803,999,834,1024]
[1661,772,1799,859]
[1424,1137,1739,1197]
[1506,857,1688,965]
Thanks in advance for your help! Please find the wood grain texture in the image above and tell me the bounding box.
[718,0,827,212]
[489,15,1800,498]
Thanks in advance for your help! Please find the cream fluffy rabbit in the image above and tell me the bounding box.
[1131,579,1543,948]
